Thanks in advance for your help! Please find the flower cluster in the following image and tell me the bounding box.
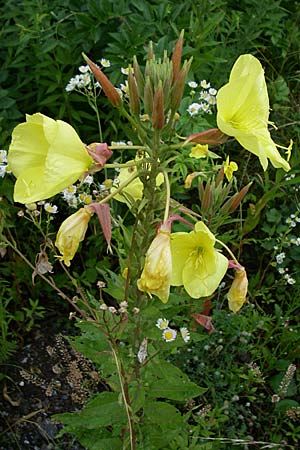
[186,79,218,116]
[65,59,111,92]
[156,318,190,343]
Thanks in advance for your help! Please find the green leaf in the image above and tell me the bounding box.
[144,400,182,425]
[54,391,126,429]
[149,379,206,401]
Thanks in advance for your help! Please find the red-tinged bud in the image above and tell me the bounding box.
[147,41,154,61]
[152,82,165,130]
[187,128,229,145]
[82,53,122,107]
[128,66,140,115]
[215,166,225,186]
[201,182,212,212]
[220,183,252,214]
[144,76,154,115]
[171,29,184,83]
[171,58,192,111]
[133,55,144,97]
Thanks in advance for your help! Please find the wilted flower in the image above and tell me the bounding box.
[227,267,248,313]
[224,156,238,181]
[8,113,93,204]
[217,54,290,172]
[170,221,228,298]
[137,223,172,303]
[55,206,93,266]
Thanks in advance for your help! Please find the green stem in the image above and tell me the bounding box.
[110,343,136,450]
[215,238,239,265]
[163,170,171,223]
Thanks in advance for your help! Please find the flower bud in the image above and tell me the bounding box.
[227,267,248,313]
[55,207,93,266]
[128,66,140,115]
[82,53,122,107]
[137,223,172,303]
[171,29,184,83]
[133,55,144,97]
[187,128,228,145]
[152,82,165,130]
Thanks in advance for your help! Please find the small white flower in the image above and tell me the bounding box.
[187,102,202,116]
[200,80,210,89]
[207,95,217,105]
[66,196,78,208]
[276,252,286,264]
[120,81,129,95]
[44,203,58,214]
[180,327,191,343]
[62,185,77,199]
[100,303,108,311]
[295,238,300,246]
[0,165,7,177]
[78,65,90,73]
[199,90,210,101]
[209,87,217,96]
[83,175,94,185]
[121,67,129,75]
[100,58,111,67]
[0,150,7,163]
[287,277,296,285]
[156,318,169,330]
[162,328,177,342]
[132,307,140,314]
[278,267,285,274]
[120,301,128,309]
[188,81,198,88]
[108,306,117,314]
[200,103,210,113]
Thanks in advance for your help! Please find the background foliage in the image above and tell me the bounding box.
[0,0,299,448]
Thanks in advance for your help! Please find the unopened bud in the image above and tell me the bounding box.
[133,56,145,97]
[171,29,184,83]
[128,66,140,115]
[152,82,165,130]
[144,77,154,115]
[171,58,192,111]
[187,128,228,145]
[82,53,122,107]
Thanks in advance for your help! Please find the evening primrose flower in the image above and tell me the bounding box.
[227,267,248,313]
[55,206,93,266]
[170,221,228,298]
[217,54,290,172]
[8,113,93,204]
[137,223,172,303]
[190,144,209,159]
[224,156,238,181]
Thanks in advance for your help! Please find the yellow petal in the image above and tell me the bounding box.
[217,55,290,172]
[55,207,93,266]
[8,113,93,203]
[227,267,248,313]
[137,227,172,303]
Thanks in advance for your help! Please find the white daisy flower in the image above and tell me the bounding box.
[188,81,198,88]
[44,203,58,214]
[180,327,191,343]
[162,328,177,342]
[100,58,111,68]
[156,318,169,330]
[200,79,210,89]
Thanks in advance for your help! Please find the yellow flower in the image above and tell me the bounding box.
[137,224,172,303]
[224,156,238,182]
[170,221,228,298]
[8,113,93,204]
[189,144,209,159]
[216,55,290,172]
[55,207,93,266]
[227,267,248,313]
[112,160,164,205]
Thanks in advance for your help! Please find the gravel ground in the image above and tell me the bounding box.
[0,324,102,450]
